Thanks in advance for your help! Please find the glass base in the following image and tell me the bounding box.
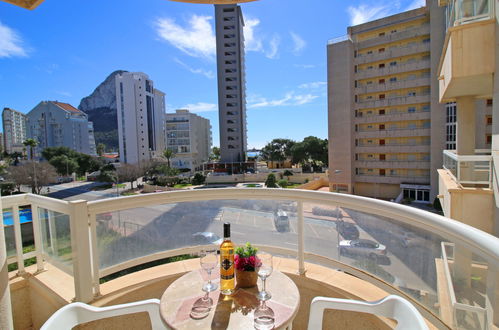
[203,282,218,292]
[254,304,275,330]
[221,288,235,295]
[190,296,213,319]
[257,290,272,301]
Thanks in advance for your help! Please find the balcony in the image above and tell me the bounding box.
[355,174,430,184]
[438,0,495,101]
[356,143,431,153]
[439,150,494,234]
[355,77,431,95]
[355,60,430,80]
[355,25,431,49]
[355,160,430,169]
[354,110,431,124]
[355,94,431,110]
[354,42,430,65]
[2,189,498,329]
[356,127,431,138]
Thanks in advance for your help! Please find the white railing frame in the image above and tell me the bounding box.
[443,150,492,187]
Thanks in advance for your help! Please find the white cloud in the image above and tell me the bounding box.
[290,32,306,55]
[299,81,327,89]
[181,102,217,113]
[248,92,318,109]
[155,15,216,59]
[243,17,263,52]
[173,58,214,79]
[347,3,397,26]
[405,0,425,10]
[0,21,27,58]
[294,64,316,69]
[265,34,280,59]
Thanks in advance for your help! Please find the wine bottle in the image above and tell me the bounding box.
[220,222,235,295]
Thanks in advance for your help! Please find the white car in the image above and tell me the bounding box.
[339,239,387,260]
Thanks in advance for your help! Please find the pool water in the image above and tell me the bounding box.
[2,209,33,226]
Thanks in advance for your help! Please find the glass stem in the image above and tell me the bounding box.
[207,269,212,287]
[262,277,266,293]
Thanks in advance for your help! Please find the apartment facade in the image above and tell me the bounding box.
[437,0,497,237]
[2,108,27,154]
[26,101,97,157]
[166,109,212,172]
[328,2,449,202]
[215,4,247,163]
[115,72,166,165]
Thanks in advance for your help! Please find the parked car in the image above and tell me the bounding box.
[192,232,223,245]
[336,220,360,240]
[274,209,290,232]
[339,239,387,260]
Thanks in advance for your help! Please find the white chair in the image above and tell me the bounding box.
[307,295,428,330]
[41,298,165,330]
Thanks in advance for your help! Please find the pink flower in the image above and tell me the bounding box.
[249,256,256,267]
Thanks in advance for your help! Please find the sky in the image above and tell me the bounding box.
[0,0,425,149]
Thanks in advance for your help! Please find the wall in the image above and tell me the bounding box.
[206,173,328,184]
[354,182,401,199]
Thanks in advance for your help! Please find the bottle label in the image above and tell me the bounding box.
[220,249,234,280]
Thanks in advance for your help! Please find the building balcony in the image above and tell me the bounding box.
[354,109,431,124]
[356,143,431,153]
[355,174,430,185]
[2,189,498,329]
[355,25,431,49]
[442,149,491,187]
[355,77,431,94]
[355,94,431,110]
[355,160,430,169]
[438,1,495,102]
[356,60,431,80]
[354,42,430,65]
[355,127,431,138]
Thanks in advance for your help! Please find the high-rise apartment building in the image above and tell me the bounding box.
[215,4,247,163]
[26,101,97,157]
[166,109,212,172]
[115,72,166,164]
[328,2,450,202]
[2,108,27,154]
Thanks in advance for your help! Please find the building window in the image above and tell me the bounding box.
[487,99,493,106]
[390,61,397,66]
[446,102,457,149]
[378,79,385,84]
[379,94,385,100]
[379,63,385,68]
[378,48,385,53]
[389,77,397,82]
[487,135,492,144]
[223,8,235,12]
[379,124,385,130]
[379,109,385,115]
[408,107,416,113]
[487,116,493,125]
[379,32,385,37]
[367,50,373,55]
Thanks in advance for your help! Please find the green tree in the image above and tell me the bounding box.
[49,155,79,176]
[283,169,294,181]
[211,147,220,161]
[76,154,102,176]
[10,152,23,166]
[42,146,78,161]
[192,173,206,185]
[23,138,38,160]
[96,143,106,156]
[277,179,288,188]
[290,142,307,165]
[163,149,175,168]
[265,173,278,188]
[261,139,295,164]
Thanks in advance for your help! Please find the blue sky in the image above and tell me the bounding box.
[0,0,425,148]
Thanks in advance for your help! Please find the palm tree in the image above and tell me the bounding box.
[163,149,175,168]
[23,138,38,160]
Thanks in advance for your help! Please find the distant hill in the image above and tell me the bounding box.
[78,70,127,151]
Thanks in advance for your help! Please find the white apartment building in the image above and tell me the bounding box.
[166,109,212,172]
[115,72,166,164]
[26,101,97,157]
[2,108,27,154]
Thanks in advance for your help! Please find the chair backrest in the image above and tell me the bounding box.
[307,295,428,330]
[41,298,164,330]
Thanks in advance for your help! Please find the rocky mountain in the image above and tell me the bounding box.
[78,70,127,151]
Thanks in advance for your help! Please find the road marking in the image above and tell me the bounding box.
[307,223,320,238]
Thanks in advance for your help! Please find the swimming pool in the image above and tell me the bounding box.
[2,208,33,226]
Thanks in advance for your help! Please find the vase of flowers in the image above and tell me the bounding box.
[234,243,260,288]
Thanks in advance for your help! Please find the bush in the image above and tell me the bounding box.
[265,173,278,188]
[97,171,116,183]
[192,173,206,185]
[0,182,16,195]
[277,179,288,188]
[304,178,309,183]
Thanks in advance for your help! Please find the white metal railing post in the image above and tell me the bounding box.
[297,201,305,275]
[12,205,25,275]
[69,200,94,303]
[0,194,14,330]
[30,205,44,272]
[89,212,100,297]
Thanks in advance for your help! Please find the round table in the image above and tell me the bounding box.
[160,268,300,329]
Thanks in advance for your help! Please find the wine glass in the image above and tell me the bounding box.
[200,248,218,292]
[255,252,273,301]
[254,301,275,330]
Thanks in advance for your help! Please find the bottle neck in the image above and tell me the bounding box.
[223,236,231,241]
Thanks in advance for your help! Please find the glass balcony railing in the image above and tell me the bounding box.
[2,189,498,329]
[446,0,494,29]
[442,149,492,187]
